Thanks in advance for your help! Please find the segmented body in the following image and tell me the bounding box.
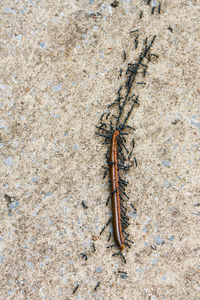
[96,35,157,255]
[109,131,125,251]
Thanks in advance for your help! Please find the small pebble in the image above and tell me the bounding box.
[31,176,39,182]
[161,160,171,167]
[96,267,103,273]
[40,42,46,48]
[155,236,164,245]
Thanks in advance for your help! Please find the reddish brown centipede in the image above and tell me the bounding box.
[96,35,157,256]
[109,130,125,251]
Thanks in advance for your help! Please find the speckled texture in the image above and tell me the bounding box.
[0,0,199,299]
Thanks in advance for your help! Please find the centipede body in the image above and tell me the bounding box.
[109,131,125,251]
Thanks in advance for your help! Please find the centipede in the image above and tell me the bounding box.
[96,35,158,260]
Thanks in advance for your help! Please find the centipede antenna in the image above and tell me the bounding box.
[100,217,111,235]
[112,252,127,263]
[125,238,134,244]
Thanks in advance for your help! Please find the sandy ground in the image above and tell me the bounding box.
[0,0,199,299]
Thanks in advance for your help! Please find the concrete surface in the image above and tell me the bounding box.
[0,0,199,299]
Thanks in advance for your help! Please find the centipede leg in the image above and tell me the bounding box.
[106,196,110,206]
[107,244,116,249]
[112,252,127,263]
[100,217,111,235]
[125,238,134,244]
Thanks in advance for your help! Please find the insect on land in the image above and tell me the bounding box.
[96,34,158,262]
